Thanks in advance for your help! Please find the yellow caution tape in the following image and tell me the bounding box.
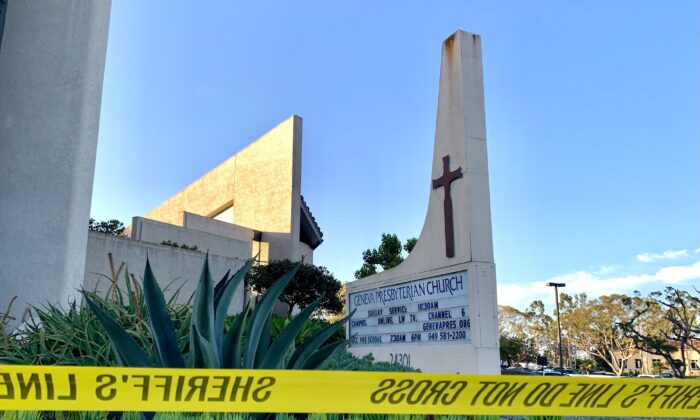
[0,365,699,417]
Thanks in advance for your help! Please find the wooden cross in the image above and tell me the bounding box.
[432,155,463,258]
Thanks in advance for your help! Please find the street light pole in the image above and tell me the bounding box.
[546,282,566,372]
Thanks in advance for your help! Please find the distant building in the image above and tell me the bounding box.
[612,345,700,377]
[84,116,322,315]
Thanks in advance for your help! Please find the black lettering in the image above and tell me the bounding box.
[370,379,395,404]
[441,381,467,405]
[406,380,431,405]
[174,375,186,401]
[57,374,76,401]
[577,383,609,407]
[660,384,684,409]
[44,374,54,400]
[418,302,438,310]
[590,384,613,407]
[524,383,549,407]
[184,376,208,402]
[388,379,414,404]
[95,374,117,401]
[252,377,275,402]
[665,385,691,409]
[471,382,495,405]
[208,376,230,402]
[561,383,587,408]
[683,392,700,410]
[422,380,450,405]
[483,382,510,406]
[686,386,700,409]
[597,384,626,408]
[621,384,649,408]
[132,375,150,401]
[540,383,567,407]
[648,384,669,408]
[229,376,253,402]
[17,373,41,400]
[671,385,700,409]
[0,373,15,399]
[153,375,173,402]
[499,382,527,406]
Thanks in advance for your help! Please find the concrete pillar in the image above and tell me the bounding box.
[346,31,499,374]
[0,1,112,328]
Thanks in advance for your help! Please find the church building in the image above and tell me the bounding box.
[83,115,322,314]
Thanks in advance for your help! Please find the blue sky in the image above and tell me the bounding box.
[91,1,699,310]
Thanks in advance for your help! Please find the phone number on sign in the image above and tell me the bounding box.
[427,330,467,341]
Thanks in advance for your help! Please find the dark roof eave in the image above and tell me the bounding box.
[300,195,323,250]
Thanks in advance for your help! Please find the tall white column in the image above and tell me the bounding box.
[0,1,112,327]
[346,31,499,374]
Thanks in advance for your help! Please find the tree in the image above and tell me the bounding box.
[559,293,637,375]
[354,233,417,279]
[620,287,700,378]
[499,335,537,367]
[498,305,538,366]
[499,304,555,365]
[523,300,558,362]
[88,218,125,236]
[404,238,417,253]
[498,305,529,340]
[500,335,525,367]
[246,259,343,317]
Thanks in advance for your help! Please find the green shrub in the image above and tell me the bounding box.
[161,240,199,251]
[0,278,343,369]
[83,256,354,370]
[0,274,191,366]
[269,315,345,347]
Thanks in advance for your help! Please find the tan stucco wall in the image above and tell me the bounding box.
[613,348,700,376]
[144,116,302,260]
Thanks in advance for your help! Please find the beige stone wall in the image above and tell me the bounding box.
[144,116,302,260]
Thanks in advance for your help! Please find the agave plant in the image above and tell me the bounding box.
[83,255,354,371]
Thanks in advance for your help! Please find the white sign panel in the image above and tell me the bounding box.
[348,271,469,347]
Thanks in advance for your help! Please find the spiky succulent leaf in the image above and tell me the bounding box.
[214,259,254,349]
[192,325,219,368]
[190,254,219,367]
[142,258,185,368]
[288,309,355,369]
[259,296,324,369]
[124,267,135,311]
[222,305,249,369]
[213,269,230,309]
[254,315,271,368]
[303,340,347,370]
[243,263,301,368]
[83,292,150,367]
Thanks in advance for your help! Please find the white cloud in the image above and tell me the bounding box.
[636,249,689,263]
[656,260,700,284]
[498,259,700,310]
[595,265,617,275]
[695,247,700,254]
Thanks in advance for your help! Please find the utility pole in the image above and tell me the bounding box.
[546,282,566,372]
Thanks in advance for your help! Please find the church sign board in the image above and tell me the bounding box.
[348,271,469,349]
[345,31,499,374]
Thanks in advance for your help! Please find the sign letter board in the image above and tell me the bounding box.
[348,271,470,347]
